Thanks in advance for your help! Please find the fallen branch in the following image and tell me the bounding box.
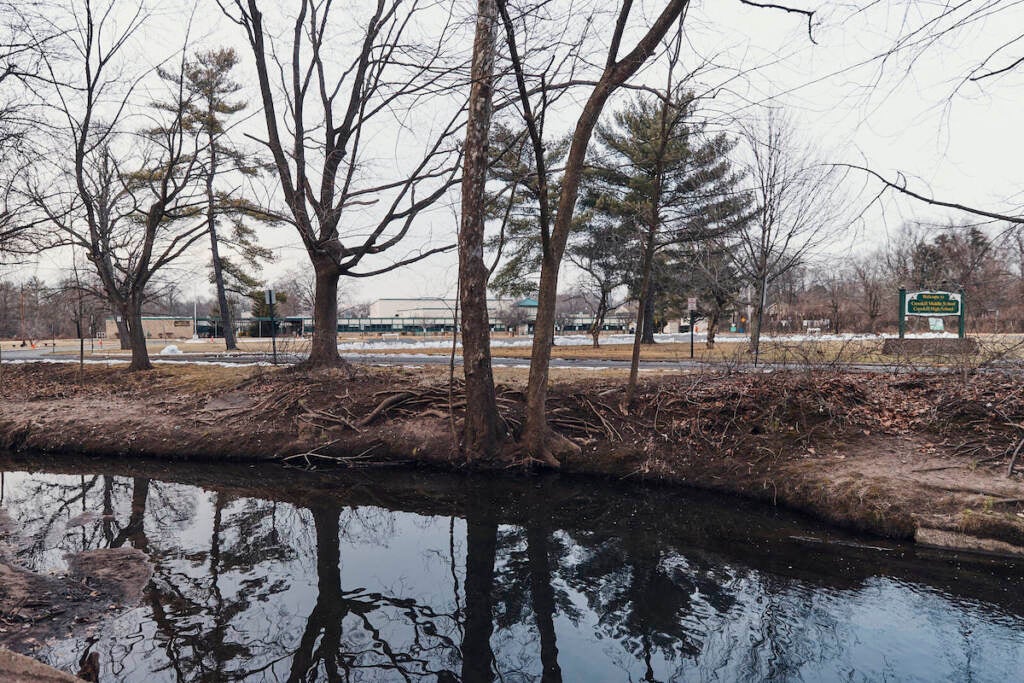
[359,392,415,427]
[1007,436,1024,478]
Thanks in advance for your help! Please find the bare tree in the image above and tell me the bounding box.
[566,217,629,348]
[218,0,466,368]
[687,239,743,349]
[28,3,207,371]
[852,254,887,333]
[736,110,848,359]
[0,2,60,256]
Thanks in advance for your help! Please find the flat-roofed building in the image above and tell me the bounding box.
[368,297,531,321]
[103,316,194,340]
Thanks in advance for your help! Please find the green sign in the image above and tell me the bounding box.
[905,291,962,317]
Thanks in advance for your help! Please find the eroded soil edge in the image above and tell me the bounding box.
[2,363,1023,556]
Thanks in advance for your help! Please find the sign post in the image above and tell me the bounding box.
[898,288,906,339]
[687,297,697,359]
[265,288,278,365]
[958,288,966,339]
[900,289,965,339]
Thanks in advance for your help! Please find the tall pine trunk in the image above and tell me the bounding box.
[459,0,501,459]
[640,282,656,344]
[206,137,238,351]
[626,221,658,405]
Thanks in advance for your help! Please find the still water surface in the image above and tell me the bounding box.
[1,455,1023,682]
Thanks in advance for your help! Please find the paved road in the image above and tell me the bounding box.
[2,345,1003,374]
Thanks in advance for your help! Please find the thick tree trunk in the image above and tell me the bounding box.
[115,315,131,350]
[124,301,152,371]
[459,0,502,460]
[307,260,344,367]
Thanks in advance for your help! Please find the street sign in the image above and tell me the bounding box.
[687,297,697,312]
[905,290,961,316]
[264,289,276,305]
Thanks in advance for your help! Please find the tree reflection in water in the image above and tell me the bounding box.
[1,463,1023,682]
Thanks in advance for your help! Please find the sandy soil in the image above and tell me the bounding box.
[1,363,1023,556]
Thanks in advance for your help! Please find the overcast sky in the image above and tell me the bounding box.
[7,0,1023,305]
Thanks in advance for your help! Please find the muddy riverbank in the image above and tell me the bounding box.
[1,362,1023,555]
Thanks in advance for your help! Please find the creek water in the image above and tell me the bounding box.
[1,454,1023,682]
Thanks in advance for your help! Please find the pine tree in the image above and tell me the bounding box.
[586,93,751,401]
[484,123,568,298]
[182,48,273,350]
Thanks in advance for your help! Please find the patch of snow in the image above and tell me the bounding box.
[159,345,183,355]
[337,331,959,353]
[152,360,274,368]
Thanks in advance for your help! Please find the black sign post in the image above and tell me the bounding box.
[265,289,278,365]
[687,297,697,359]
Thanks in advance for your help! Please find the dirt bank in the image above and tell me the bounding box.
[2,362,1023,555]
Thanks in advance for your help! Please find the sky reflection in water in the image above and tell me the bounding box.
[1,459,1023,682]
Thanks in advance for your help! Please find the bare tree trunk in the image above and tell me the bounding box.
[749,271,767,356]
[124,300,152,371]
[307,260,343,367]
[459,0,502,460]
[523,253,570,464]
[115,315,131,350]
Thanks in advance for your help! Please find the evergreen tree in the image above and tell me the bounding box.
[587,93,751,345]
[484,123,568,298]
[585,92,751,401]
[182,48,273,350]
